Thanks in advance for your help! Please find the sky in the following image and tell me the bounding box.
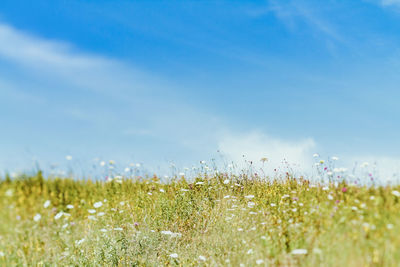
[1,0,400,179]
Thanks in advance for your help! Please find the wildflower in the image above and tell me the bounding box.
[114,227,123,231]
[160,189,165,193]
[270,203,276,207]
[62,223,68,229]
[178,172,185,176]
[5,189,13,197]
[392,190,400,197]
[124,167,130,172]
[43,200,51,208]
[88,209,96,214]
[66,204,74,209]
[247,249,253,254]
[223,179,230,184]
[291,249,308,255]
[237,228,243,232]
[313,153,319,158]
[332,156,339,161]
[136,163,141,167]
[75,238,85,245]
[148,192,153,195]
[119,201,125,206]
[169,253,178,258]
[97,212,105,216]
[109,160,115,165]
[256,259,264,265]
[327,195,334,200]
[0,251,4,257]
[88,215,97,220]
[200,160,206,164]
[65,155,72,160]
[342,187,348,193]
[54,212,64,220]
[319,160,325,164]
[161,231,182,238]
[100,161,106,166]
[195,182,204,185]
[100,229,107,233]
[93,202,103,208]
[33,213,41,222]
[198,255,206,261]
[387,224,394,230]
[245,195,255,199]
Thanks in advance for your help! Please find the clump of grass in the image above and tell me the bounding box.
[0,171,399,266]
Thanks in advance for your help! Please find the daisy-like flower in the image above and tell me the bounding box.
[245,195,254,199]
[223,179,230,184]
[93,202,103,208]
[256,259,264,265]
[43,200,51,208]
[198,255,206,261]
[66,204,74,209]
[75,238,85,245]
[169,253,178,258]
[291,249,308,255]
[33,213,42,222]
[88,209,96,214]
[54,212,64,220]
[392,190,400,197]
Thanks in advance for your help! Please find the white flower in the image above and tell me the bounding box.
[88,215,97,220]
[247,249,253,254]
[114,227,123,231]
[223,179,230,184]
[43,200,51,208]
[313,153,319,158]
[178,172,185,176]
[161,231,182,238]
[237,228,243,232]
[100,161,106,166]
[75,238,85,245]
[160,189,165,193]
[169,253,178,258]
[124,167,130,172]
[291,249,308,255]
[387,224,394,230]
[62,223,69,229]
[327,195,334,200]
[392,190,400,197]
[97,212,105,216]
[198,255,206,261]
[119,201,125,206]
[5,189,13,197]
[245,195,254,199]
[88,209,96,214]
[65,155,72,160]
[93,202,103,208]
[195,182,204,185]
[331,156,339,161]
[148,192,153,195]
[33,213,41,222]
[256,259,264,265]
[136,163,141,167]
[0,251,4,257]
[270,203,276,207]
[54,212,64,220]
[66,204,74,209]
[100,228,107,232]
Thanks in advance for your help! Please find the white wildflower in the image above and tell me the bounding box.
[97,212,105,216]
[247,249,253,254]
[75,238,85,245]
[33,213,41,222]
[198,255,206,261]
[256,259,264,265]
[88,209,96,214]
[392,190,400,197]
[223,179,230,184]
[169,253,178,258]
[43,200,51,208]
[54,212,64,220]
[66,204,74,209]
[245,195,254,199]
[291,249,308,255]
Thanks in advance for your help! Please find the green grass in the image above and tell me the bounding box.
[1,171,400,266]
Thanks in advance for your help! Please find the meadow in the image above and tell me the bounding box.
[1,167,400,266]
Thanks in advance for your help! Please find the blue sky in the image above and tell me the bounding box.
[1,0,400,177]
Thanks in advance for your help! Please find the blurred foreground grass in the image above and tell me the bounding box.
[1,172,400,266]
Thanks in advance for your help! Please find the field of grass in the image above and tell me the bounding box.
[1,171,400,266]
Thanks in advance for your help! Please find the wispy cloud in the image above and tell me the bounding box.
[380,0,400,7]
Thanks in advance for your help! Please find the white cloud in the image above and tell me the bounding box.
[218,131,316,176]
[380,0,400,7]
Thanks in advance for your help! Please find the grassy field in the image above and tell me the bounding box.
[1,171,400,266]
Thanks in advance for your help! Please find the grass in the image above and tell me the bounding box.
[1,171,400,266]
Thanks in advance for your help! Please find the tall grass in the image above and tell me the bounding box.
[0,171,400,266]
